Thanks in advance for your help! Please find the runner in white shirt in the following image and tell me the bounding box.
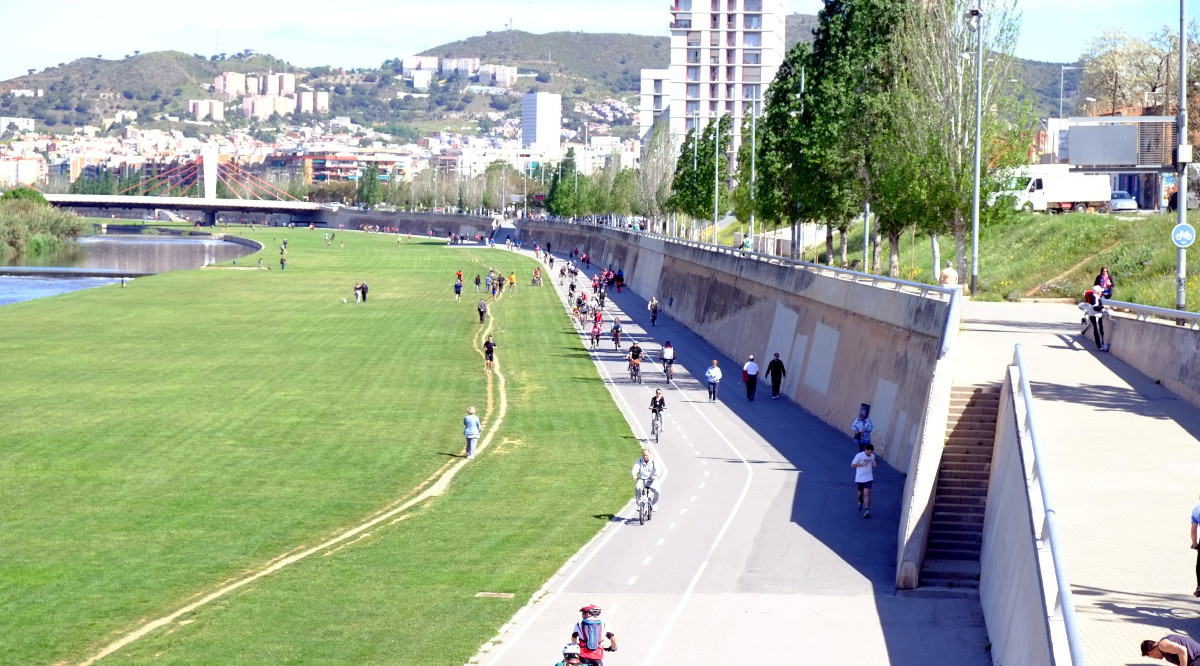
[851,444,877,518]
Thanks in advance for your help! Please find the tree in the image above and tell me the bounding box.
[896,0,1031,285]
[756,42,810,257]
[356,162,382,208]
[635,118,676,232]
[0,187,47,204]
[669,116,731,241]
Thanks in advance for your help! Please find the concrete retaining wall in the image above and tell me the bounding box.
[336,210,494,240]
[979,366,1055,666]
[1087,313,1200,409]
[525,222,952,472]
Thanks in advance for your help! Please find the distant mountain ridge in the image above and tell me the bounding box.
[0,14,1070,133]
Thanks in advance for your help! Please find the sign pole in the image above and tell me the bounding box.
[1178,0,1189,311]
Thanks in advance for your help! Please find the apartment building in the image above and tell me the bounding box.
[521,92,562,150]
[186,100,225,122]
[214,72,246,99]
[640,0,785,154]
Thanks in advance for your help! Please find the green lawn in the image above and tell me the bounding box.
[736,209,1199,309]
[0,231,633,665]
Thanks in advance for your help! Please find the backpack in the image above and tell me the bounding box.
[1083,289,1096,305]
[579,617,603,651]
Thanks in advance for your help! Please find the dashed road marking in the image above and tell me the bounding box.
[627,576,638,586]
[642,556,652,566]
[668,522,677,530]
[656,538,665,546]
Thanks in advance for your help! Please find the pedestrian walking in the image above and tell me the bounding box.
[938,260,958,287]
[1080,288,1111,352]
[354,282,362,303]
[474,274,481,293]
[705,359,723,402]
[1140,635,1200,664]
[477,298,488,324]
[280,256,286,271]
[852,444,877,518]
[765,352,787,399]
[852,404,873,452]
[454,278,463,302]
[1190,496,1200,597]
[742,354,759,401]
[484,334,497,373]
[463,406,481,460]
[360,281,368,302]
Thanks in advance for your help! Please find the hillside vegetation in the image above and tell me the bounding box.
[0,14,1067,133]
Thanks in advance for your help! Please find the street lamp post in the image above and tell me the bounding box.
[1177,0,1190,311]
[968,5,984,294]
[713,114,720,245]
[1058,65,1081,163]
[750,104,756,253]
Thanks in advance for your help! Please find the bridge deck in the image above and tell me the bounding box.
[955,300,1200,663]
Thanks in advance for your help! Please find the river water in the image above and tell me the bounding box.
[0,235,257,306]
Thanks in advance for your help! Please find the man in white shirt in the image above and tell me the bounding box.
[742,354,760,401]
[704,359,723,402]
[851,444,877,518]
[939,260,958,287]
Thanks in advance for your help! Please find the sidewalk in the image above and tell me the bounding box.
[956,300,1200,664]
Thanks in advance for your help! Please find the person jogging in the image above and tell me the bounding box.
[852,444,877,518]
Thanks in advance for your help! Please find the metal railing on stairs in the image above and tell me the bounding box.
[1013,343,1086,666]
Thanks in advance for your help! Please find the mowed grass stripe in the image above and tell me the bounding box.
[0,232,631,665]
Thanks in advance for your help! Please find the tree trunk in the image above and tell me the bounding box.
[825,224,834,265]
[888,228,901,278]
[872,224,882,274]
[931,231,941,283]
[954,212,967,291]
[838,226,848,268]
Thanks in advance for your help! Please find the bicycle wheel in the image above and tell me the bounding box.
[638,498,646,525]
[653,416,660,444]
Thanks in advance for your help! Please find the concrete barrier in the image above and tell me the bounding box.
[1085,307,1200,409]
[524,221,953,471]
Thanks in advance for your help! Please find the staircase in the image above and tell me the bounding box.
[919,384,1001,590]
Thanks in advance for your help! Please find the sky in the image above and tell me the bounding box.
[1,0,1197,82]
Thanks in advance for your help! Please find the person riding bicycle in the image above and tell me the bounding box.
[632,448,659,509]
[626,339,644,374]
[572,605,617,665]
[610,318,623,348]
[650,389,666,417]
[556,643,583,666]
[590,321,603,347]
[660,340,675,371]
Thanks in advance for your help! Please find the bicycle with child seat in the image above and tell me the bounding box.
[650,407,663,443]
[635,478,654,525]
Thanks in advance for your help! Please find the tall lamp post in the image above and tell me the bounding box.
[1177,0,1190,311]
[968,5,984,295]
[1058,65,1080,162]
[713,114,720,245]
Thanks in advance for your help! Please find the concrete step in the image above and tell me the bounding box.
[921,558,981,580]
[933,494,987,508]
[941,452,993,464]
[936,476,989,489]
[944,437,995,449]
[929,530,983,544]
[926,543,982,560]
[939,461,991,473]
[932,512,985,526]
[906,583,981,596]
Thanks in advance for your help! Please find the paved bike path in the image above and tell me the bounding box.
[473,251,990,666]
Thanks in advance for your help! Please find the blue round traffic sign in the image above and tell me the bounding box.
[1174,222,1196,248]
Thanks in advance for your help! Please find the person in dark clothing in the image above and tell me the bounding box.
[360,281,368,302]
[1140,634,1200,664]
[764,352,787,399]
[1094,266,1114,299]
[477,299,488,324]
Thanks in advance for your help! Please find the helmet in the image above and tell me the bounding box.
[580,604,601,617]
[562,644,581,657]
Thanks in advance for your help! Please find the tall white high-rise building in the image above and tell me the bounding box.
[640,0,786,154]
[521,92,563,149]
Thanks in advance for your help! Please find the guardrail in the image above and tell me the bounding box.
[530,219,956,299]
[1106,298,1200,330]
[1013,343,1086,666]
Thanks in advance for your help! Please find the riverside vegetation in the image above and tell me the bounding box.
[0,187,92,257]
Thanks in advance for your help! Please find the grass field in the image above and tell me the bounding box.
[0,231,634,665]
[736,209,1199,309]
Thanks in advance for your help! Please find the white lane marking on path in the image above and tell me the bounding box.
[640,388,755,666]
[627,576,638,586]
[703,470,710,477]
[679,508,687,515]
[656,538,665,546]
[642,556,652,566]
[699,483,706,489]
[699,460,707,466]
[689,496,697,502]
[668,522,677,531]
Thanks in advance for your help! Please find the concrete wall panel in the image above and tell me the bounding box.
[525,222,952,471]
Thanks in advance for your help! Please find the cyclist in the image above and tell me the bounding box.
[626,339,644,378]
[648,297,659,327]
[572,605,617,665]
[660,340,675,380]
[556,643,582,666]
[590,321,603,349]
[650,389,666,433]
[610,317,623,349]
[631,448,659,509]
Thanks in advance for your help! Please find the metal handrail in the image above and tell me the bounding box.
[530,218,957,301]
[1013,344,1086,666]
[1106,298,1200,330]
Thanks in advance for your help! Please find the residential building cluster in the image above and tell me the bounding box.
[397,55,517,92]
[1,116,36,134]
[198,72,329,121]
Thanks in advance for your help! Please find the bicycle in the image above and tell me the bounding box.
[635,478,654,525]
[650,408,663,443]
[663,359,674,384]
[590,329,601,350]
[628,359,641,383]
[612,328,622,349]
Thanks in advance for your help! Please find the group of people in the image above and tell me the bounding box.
[1079,266,1115,352]
[699,353,789,403]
